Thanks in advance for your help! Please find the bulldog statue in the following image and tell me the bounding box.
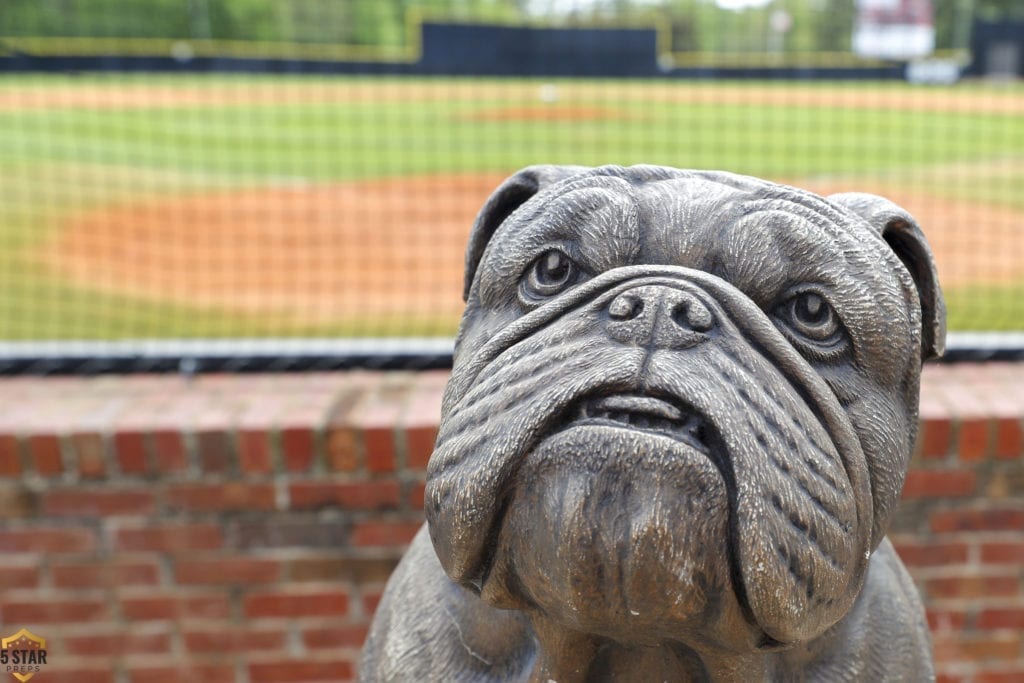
[361,165,943,681]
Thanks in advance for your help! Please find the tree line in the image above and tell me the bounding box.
[0,0,1018,52]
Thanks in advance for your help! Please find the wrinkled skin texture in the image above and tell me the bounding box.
[361,166,942,681]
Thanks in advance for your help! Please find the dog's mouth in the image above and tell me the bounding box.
[568,394,713,455]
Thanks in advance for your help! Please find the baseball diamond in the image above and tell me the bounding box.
[0,76,1021,340]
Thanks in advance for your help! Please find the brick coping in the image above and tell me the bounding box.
[0,363,1020,480]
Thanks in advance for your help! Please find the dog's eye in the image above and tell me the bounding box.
[522,249,578,299]
[773,290,848,358]
[790,293,835,338]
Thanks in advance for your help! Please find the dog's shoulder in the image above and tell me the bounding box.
[785,538,934,681]
[359,526,535,682]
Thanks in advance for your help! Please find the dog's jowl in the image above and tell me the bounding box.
[360,166,942,682]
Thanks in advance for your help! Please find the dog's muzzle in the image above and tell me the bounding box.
[427,266,873,646]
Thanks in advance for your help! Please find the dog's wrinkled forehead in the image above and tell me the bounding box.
[474,169,906,312]
[462,164,945,363]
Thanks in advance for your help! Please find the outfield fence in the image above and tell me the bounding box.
[0,3,1021,371]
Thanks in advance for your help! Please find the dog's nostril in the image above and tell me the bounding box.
[609,294,643,321]
[671,297,714,333]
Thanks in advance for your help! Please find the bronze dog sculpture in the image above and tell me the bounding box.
[361,165,943,681]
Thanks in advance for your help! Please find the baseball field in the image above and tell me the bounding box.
[0,74,1021,340]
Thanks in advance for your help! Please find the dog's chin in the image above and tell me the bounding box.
[479,422,751,645]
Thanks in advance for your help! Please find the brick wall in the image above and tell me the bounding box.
[0,364,1019,683]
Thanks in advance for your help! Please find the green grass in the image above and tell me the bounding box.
[0,74,1021,338]
[946,283,1024,332]
[2,89,1019,179]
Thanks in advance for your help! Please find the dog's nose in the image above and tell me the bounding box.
[606,285,714,349]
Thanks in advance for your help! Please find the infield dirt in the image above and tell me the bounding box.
[2,81,1024,115]
[35,171,1019,325]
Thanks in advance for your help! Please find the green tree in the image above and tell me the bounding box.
[976,0,1024,18]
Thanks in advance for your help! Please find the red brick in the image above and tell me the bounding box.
[28,434,63,475]
[0,486,36,518]
[981,542,1024,564]
[195,429,234,473]
[901,470,977,499]
[115,430,148,474]
[0,434,23,476]
[244,590,349,618]
[927,575,1019,600]
[115,524,222,552]
[126,664,235,683]
[408,480,426,510]
[175,557,281,585]
[995,418,1022,459]
[927,608,967,632]
[121,593,231,621]
[282,427,315,472]
[302,625,369,649]
[976,669,1024,683]
[152,430,187,472]
[289,481,399,510]
[287,557,347,582]
[34,669,113,683]
[286,556,398,584]
[52,559,160,588]
[364,427,395,473]
[233,518,345,550]
[249,660,353,683]
[972,638,1024,662]
[351,520,422,547]
[65,630,171,656]
[977,608,1024,630]
[239,429,272,474]
[404,426,437,469]
[957,418,991,461]
[71,431,106,477]
[184,628,287,654]
[43,489,155,516]
[919,418,952,459]
[363,591,383,614]
[0,527,95,553]
[3,598,107,623]
[893,540,969,567]
[326,427,359,471]
[930,508,1024,533]
[0,565,39,589]
[933,633,1021,663]
[165,483,276,511]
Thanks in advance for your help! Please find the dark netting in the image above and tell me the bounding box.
[0,0,1021,371]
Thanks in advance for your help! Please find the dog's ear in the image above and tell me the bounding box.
[463,165,588,301]
[829,193,947,361]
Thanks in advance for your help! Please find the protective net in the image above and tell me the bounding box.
[0,0,1021,359]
